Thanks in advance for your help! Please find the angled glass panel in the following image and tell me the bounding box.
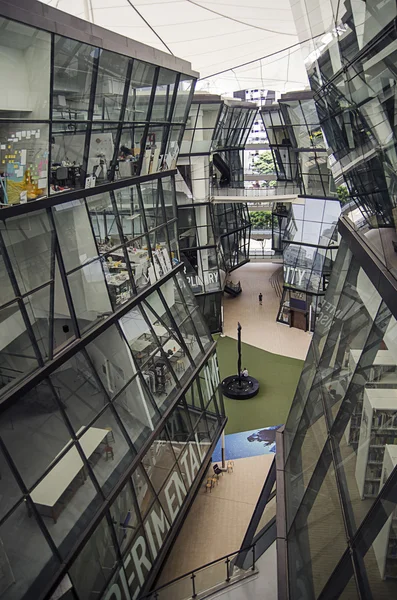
[172,76,195,123]
[131,465,154,519]
[23,286,51,362]
[51,123,87,193]
[81,406,134,496]
[110,479,139,556]
[1,210,53,294]
[0,17,50,120]
[0,444,22,522]
[0,500,60,600]
[142,427,177,495]
[52,36,97,121]
[0,379,73,490]
[113,374,157,451]
[88,122,118,184]
[114,185,145,242]
[67,259,112,333]
[287,441,347,600]
[69,515,117,600]
[0,253,15,307]
[119,305,157,367]
[158,461,187,524]
[151,68,178,122]
[49,351,109,433]
[125,60,156,122]
[86,323,137,399]
[94,50,129,121]
[0,301,40,391]
[0,123,50,201]
[53,198,98,272]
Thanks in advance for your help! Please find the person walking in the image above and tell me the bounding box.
[258,292,263,306]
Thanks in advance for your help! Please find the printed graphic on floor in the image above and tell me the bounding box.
[212,424,283,461]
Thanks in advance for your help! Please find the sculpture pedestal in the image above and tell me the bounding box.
[221,375,259,400]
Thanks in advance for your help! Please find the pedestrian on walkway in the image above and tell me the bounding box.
[258,292,263,306]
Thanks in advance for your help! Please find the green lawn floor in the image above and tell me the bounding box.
[215,335,304,434]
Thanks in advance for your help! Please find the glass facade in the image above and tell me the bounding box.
[261,94,333,197]
[261,91,340,331]
[277,198,341,331]
[0,15,194,205]
[0,5,226,600]
[281,0,397,598]
[176,96,255,331]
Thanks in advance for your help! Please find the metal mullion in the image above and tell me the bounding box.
[79,47,100,188]
[159,74,181,158]
[172,275,205,354]
[81,347,112,404]
[136,68,160,176]
[177,77,196,151]
[0,231,44,367]
[168,75,181,123]
[109,190,138,295]
[288,298,389,539]
[0,438,64,563]
[0,265,186,411]
[46,377,107,500]
[157,287,195,366]
[47,208,57,361]
[109,58,134,182]
[136,183,155,266]
[48,34,55,196]
[47,210,81,338]
[158,178,173,256]
[114,321,161,422]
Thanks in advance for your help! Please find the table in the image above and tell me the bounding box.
[131,338,153,353]
[163,340,181,354]
[31,427,109,522]
[153,325,168,339]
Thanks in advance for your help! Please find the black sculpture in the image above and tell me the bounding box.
[221,322,259,400]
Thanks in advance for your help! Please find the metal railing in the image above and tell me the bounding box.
[140,542,258,600]
[270,266,284,298]
[212,185,300,198]
[141,458,277,600]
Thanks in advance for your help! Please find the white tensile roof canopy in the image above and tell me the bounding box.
[40,0,309,94]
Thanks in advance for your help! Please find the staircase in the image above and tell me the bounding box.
[269,267,283,298]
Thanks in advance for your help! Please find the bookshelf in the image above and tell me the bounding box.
[355,388,397,500]
[373,445,397,579]
[345,350,397,447]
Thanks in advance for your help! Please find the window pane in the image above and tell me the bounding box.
[82,407,134,496]
[67,260,112,333]
[52,37,96,120]
[0,123,50,203]
[0,501,60,600]
[2,210,53,293]
[95,50,129,121]
[53,199,98,272]
[0,17,50,119]
[69,516,117,600]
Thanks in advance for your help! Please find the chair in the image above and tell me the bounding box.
[205,481,212,493]
[105,427,115,443]
[211,476,218,487]
[227,461,234,473]
[213,464,223,477]
[176,359,185,373]
[104,445,114,461]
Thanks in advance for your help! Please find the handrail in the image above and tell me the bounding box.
[140,473,277,600]
[140,543,257,599]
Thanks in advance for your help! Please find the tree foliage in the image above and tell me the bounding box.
[253,150,276,175]
[250,211,272,229]
[336,185,349,205]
